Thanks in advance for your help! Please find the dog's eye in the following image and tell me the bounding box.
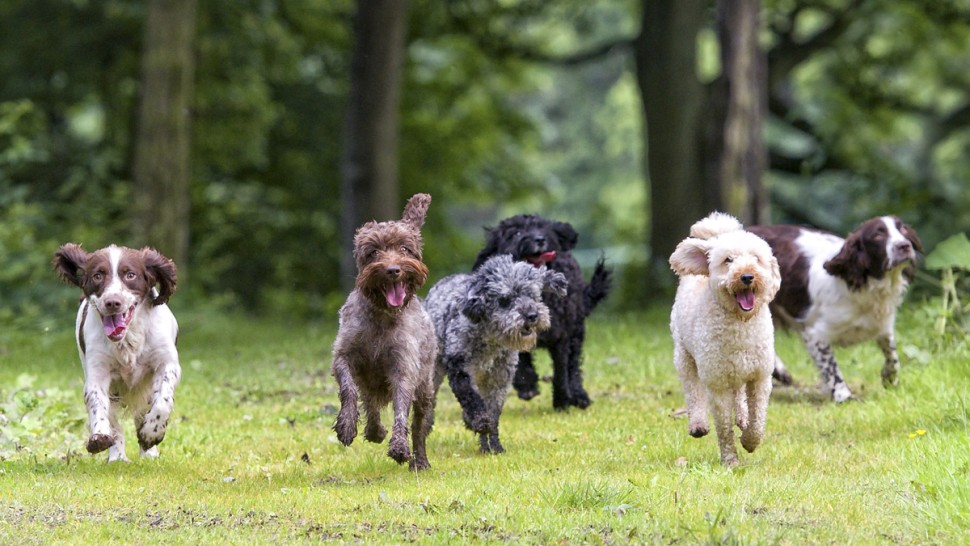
[125,271,137,281]
[92,272,105,281]
[498,296,512,308]
[400,245,410,255]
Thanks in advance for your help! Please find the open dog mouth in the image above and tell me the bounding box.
[384,281,407,308]
[102,305,136,341]
[525,251,556,267]
[735,289,756,312]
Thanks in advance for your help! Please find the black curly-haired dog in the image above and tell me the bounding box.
[473,215,612,410]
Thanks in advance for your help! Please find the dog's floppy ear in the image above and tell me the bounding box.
[142,247,178,306]
[543,270,569,298]
[401,193,431,228]
[552,221,578,251]
[669,238,710,277]
[53,243,89,288]
[461,272,489,323]
[824,234,868,290]
[472,226,499,270]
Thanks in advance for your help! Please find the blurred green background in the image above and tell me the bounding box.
[2,0,969,326]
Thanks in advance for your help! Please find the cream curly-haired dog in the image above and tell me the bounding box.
[669,212,781,467]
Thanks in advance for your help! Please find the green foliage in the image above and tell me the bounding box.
[0,374,86,461]
[1,304,968,543]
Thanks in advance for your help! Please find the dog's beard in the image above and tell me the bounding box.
[356,259,429,311]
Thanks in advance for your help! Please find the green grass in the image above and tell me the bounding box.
[1,301,968,544]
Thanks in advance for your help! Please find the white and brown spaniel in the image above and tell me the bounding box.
[53,243,181,461]
[747,216,922,402]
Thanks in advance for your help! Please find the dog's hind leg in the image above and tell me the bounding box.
[733,389,748,431]
[408,381,434,471]
[548,341,574,411]
[362,397,387,443]
[512,352,540,401]
[772,355,793,385]
[107,400,129,462]
[711,390,739,467]
[674,349,708,437]
[387,382,414,465]
[803,333,851,402]
[332,355,360,446]
[740,374,772,454]
[565,333,590,409]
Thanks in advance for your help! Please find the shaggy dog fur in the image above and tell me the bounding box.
[669,212,781,467]
[426,255,567,454]
[473,215,612,410]
[331,193,438,471]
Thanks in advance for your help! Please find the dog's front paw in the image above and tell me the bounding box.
[689,425,709,438]
[387,436,411,464]
[333,412,358,446]
[881,369,899,389]
[86,433,115,454]
[137,411,169,450]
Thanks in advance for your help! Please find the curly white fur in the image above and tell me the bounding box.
[669,212,781,467]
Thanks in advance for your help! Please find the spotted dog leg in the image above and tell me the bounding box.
[803,333,851,402]
[83,368,115,455]
[137,362,182,455]
[772,355,794,385]
[877,335,901,388]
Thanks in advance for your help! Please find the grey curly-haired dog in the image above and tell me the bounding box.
[331,193,437,471]
[426,255,567,454]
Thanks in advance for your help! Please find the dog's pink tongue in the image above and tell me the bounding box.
[385,282,406,308]
[102,313,126,338]
[527,251,557,267]
[736,290,755,312]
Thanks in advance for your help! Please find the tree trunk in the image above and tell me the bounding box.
[635,0,711,287]
[339,0,410,290]
[717,0,768,225]
[132,0,197,268]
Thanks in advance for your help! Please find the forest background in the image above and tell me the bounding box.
[2,0,969,325]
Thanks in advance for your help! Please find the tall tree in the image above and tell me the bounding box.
[132,0,197,268]
[715,0,767,225]
[635,0,712,281]
[339,0,410,289]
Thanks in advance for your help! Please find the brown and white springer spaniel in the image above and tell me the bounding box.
[747,216,922,402]
[53,243,181,461]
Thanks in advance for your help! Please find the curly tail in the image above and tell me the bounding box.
[584,257,612,315]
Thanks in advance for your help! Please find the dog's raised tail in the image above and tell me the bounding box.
[584,257,612,314]
[689,211,743,240]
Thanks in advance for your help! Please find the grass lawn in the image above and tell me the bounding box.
[1,301,968,544]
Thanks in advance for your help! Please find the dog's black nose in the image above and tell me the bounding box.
[386,265,401,278]
[103,295,123,313]
[740,274,754,285]
[894,241,912,254]
[525,311,538,324]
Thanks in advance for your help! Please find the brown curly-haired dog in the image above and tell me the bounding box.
[331,193,438,471]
